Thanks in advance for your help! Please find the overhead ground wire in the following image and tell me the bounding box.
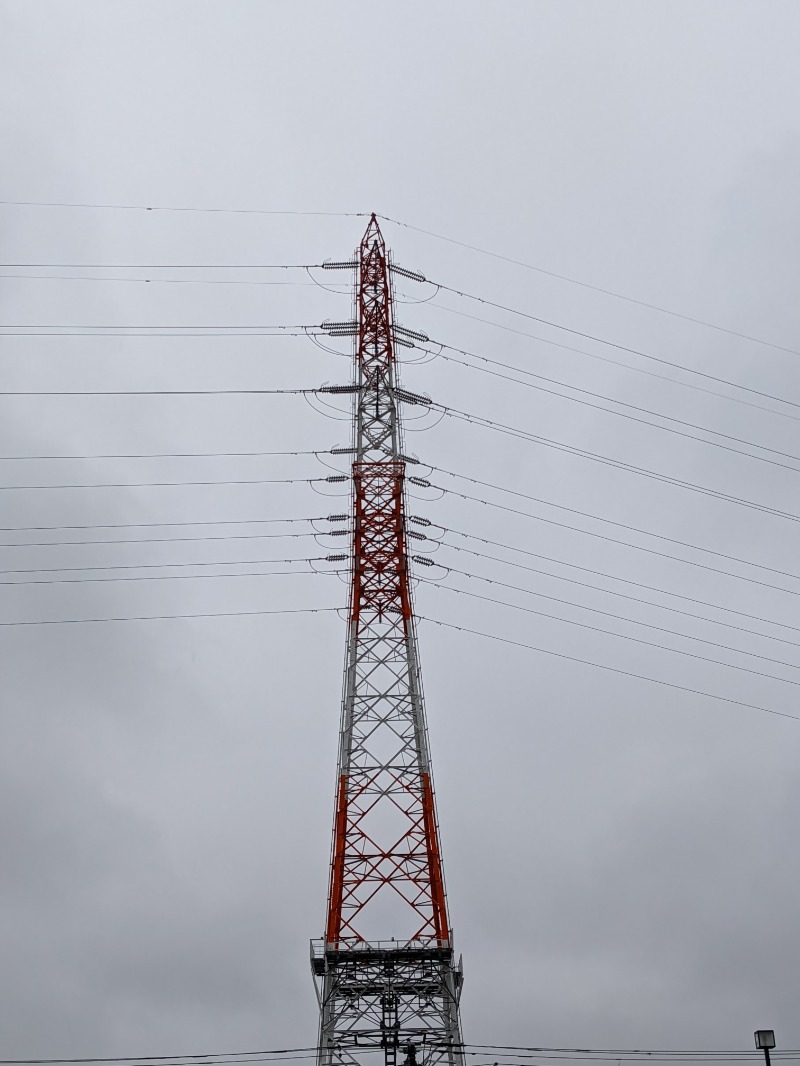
[0,607,342,628]
[377,213,800,359]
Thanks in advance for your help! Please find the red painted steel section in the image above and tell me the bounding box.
[357,214,394,390]
[326,774,348,944]
[422,773,450,944]
[350,463,411,625]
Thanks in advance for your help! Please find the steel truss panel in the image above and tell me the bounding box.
[313,217,464,1066]
[312,941,463,1066]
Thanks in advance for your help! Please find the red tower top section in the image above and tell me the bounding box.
[354,214,399,462]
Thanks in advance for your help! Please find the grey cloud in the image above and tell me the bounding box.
[1,0,799,1057]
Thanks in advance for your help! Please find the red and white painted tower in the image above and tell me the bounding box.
[311,217,464,1066]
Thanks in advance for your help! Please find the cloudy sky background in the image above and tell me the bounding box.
[1,0,799,1058]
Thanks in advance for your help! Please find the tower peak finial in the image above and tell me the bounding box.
[361,213,384,247]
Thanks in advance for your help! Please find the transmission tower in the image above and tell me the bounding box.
[311,216,464,1066]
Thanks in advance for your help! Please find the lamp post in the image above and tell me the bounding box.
[755,1030,776,1066]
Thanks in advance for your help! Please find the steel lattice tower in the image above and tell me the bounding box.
[311,216,464,1066]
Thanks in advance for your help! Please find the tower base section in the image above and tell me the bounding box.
[311,940,464,1066]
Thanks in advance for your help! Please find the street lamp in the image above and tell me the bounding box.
[755,1030,776,1066]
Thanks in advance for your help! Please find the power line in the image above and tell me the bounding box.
[0,606,342,628]
[432,281,800,412]
[0,1049,321,1064]
[461,1047,800,1060]
[0,264,318,270]
[0,1060,325,1066]
[439,527,800,644]
[432,479,800,600]
[422,579,800,688]
[0,476,324,491]
[1,1046,794,1066]
[0,515,318,534]
[0,554,334,576]
[0,274,348,288]
[436,405,800,524]
[0,323,315,328]
[428,343,800,473]
[0,389,316,396]
[67,1060,328,1066]
[3,197,792,354]
[0,516,344,548]
[0,331,322,338]
[0,1053,367,1066]
[459,1060,794,1065]
[378,214,800,358]
[430,465,800,585]
[0,325,323,339]
[0,530,322,549]
[431,466,800,583]
[424,301,800,425]
[0,450,322,461]
[420,615,800,724]
[459,1060,800,1066]
[427,562,800,673]
[0,565,343,588]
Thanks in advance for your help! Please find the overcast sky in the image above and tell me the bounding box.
[1,1,799,1059]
